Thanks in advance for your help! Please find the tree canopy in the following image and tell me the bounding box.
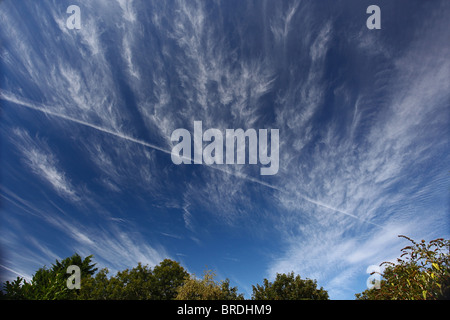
[0,256,240,300]
[1,253,97,300]
[251,272,329,300]
[77,259,189,300]
[175,269,244,300]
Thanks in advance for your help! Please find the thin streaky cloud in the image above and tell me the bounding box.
[0,264,29,280]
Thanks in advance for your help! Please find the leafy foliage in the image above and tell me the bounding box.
[175,269,244,300]
[251,272,329,300]
[1,253,96,300]
[355,236,450,300]
[79,263,155,300]
[152,259,190,299]
[79,259,189,300]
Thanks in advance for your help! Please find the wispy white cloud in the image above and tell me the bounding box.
[270,0,301,46]
[266,3,450,298]
[9,128,79,201]
[116,0,137,23]
[0,188,169,277]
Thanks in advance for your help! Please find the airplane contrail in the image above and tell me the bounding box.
[1,91,171,156]
[0,91,283,190]
[1,91,382,228]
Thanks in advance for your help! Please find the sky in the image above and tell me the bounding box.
[0,0,449,300]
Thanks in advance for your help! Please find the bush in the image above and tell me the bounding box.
[355,236,450,300]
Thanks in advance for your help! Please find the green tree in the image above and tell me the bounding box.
[355,236,450,300]
[1,277,32,300]
[2,253,97,300]
[175,270,244,300]
[77,267,112,300]
[152,259,190,299]
[78,259,189,300]
[251,272,329,300]
[80,263,155,300]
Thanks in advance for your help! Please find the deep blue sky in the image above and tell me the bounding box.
[1,0,449,299]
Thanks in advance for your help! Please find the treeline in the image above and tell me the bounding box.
[0,255,328,300]
[1,236,449,300]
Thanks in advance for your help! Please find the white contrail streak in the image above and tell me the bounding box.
[0,91,282,190]
[1,91,382,227]
[1,91,171,155]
